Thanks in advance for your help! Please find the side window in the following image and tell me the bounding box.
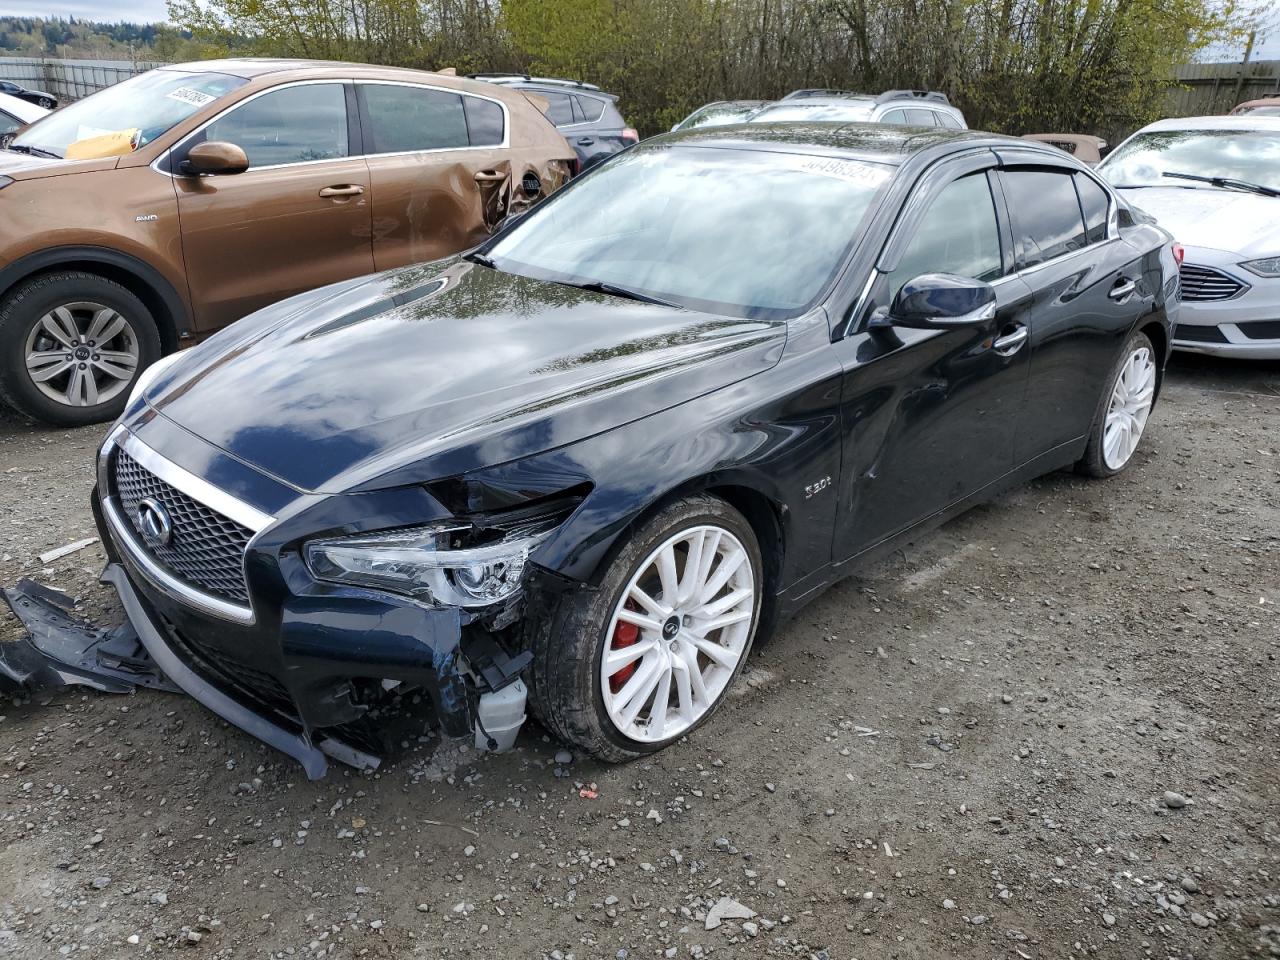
[0,111,20,136]
[362,84,468,153]
[1074,173,1110,244]
[576,95,605,123]
[463,96,504,147]
[887,172,1003,297]
[1001,169,1088,267]
[881,109,907,124]
[204,83,348,167]
[906,108,936,126]
[936,111,962,129]
[541,92,575,126]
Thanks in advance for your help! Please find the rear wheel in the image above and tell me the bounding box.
[0,271,160,426]
[1078,330,1157,477]
[527,495,762,761]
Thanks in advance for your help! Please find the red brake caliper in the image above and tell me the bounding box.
[609,617,640,694]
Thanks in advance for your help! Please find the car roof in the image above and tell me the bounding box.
[0,90,46,123]
[758,95,875,109]
[655,121,1028,165]
[1134,114,1280,133]
[161,58,524,99]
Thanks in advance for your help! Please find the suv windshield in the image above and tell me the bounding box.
[487,144,892,320]
[1100,128,1280,192]
[11,69,246,159]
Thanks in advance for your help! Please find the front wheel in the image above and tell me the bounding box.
[527,495,763,761]
[1078,330,1157,477]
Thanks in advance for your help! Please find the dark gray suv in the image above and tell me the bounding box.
[469,74,637,171]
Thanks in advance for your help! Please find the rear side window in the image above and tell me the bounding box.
[362,84,469,153]
[1001,169,1088,267]
[881,108,907,124]
[887,172,1003,297]
[936,111,962,129]
[575,95,605,123]
[906,108,936,126]
[1074,173,1110,243]
[205,83,348,167]
[463,96,504,146]
[540,92,575,126]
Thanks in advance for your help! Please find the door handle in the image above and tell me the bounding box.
[576,137,594,145]
[992,324,1029,356]
[474,170,507,182]
[1108,278,1137,301]
[318,184,364,198]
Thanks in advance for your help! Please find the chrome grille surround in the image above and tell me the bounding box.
[98,428,274,624]
[1178,264,1249,302]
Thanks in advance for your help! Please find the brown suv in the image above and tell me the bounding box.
[0,59,575,425]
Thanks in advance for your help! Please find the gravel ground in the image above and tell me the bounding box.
[0,354,1277,960]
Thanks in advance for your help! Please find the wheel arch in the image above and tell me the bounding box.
[0,246,190,353]
[1138,315,1168,399]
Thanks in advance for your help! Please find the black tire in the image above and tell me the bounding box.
[0,271,161,427]
[38,97,55,109]
[526,494,763,762]
[1077,329,1156,478]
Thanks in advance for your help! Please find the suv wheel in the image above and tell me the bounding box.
[527,495,762,761]
[0,271,161,426]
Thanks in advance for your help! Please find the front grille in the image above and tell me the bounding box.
[1179,264,1246,302]
[1175,323,1229,344]
[1239,319,1280,340]
[113,449,252,604]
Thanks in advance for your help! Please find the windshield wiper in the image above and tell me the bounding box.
[6,143,60,159]
[463,250,497,268]
[1162,170,1280,198]
[570,280,678,308]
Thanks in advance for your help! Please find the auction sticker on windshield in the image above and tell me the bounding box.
[796,155,892,186]
[166,87,218,107]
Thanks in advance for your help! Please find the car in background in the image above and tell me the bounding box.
[0,91,48,140]
[469,74,637,170]
[1098,115,1280,359]
[0,58,574,426]
[0,79,56,110]
[1229,94,1280,117]
[90,124,1176,774]
[749,89,966,128]
[1021,133,1108,165]
[671,99,769,131]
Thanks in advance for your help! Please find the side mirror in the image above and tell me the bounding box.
[181,140,249,176]
[872,273,996,330]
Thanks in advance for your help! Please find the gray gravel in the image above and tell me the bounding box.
[1,354,1277,959]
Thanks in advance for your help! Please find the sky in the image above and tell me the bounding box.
[0,0,171,22]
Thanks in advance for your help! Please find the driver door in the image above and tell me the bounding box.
[831,160,1035,559]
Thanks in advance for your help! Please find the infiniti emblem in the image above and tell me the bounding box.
[136,497,173,547]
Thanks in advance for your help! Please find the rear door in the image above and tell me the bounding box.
[994,159,1154,463]
[357,80,514,271]
[832,155,1036,558]
[173,80,374,332]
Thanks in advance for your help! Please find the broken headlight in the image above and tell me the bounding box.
[304,518,558,608]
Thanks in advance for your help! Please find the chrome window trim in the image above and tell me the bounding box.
[150,78,356,178]
[98,428,275,625]
[354,79,511,153]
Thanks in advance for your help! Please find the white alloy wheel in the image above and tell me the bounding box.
[1102,344,1156,470]
[599,524,756,742]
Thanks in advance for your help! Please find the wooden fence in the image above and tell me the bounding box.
[1169,60,1280,116]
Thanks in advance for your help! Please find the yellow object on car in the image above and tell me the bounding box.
[65,128,141,159]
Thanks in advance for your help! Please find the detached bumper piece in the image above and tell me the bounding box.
[1,578,177,696]
[100,564,379,780]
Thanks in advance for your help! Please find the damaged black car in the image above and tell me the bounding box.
[74,124,1178,777]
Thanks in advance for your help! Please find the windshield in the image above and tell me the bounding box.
[12,69,246,159]
[750,101,875,124]
[486,144,892,320]
[1099,128,1280,192]
[678,102,766,130]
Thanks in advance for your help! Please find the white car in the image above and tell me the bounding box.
[1098,115,1280,359]
[0,90,49,139]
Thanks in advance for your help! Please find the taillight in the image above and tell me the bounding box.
[1171,242,1185,266]
[621,127,639,144]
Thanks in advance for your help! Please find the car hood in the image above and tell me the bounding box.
[1117,186,1280,256]
[150,260,787,494]
[0,152,119,179]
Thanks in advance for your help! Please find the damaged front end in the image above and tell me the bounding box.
[38,425,578,780]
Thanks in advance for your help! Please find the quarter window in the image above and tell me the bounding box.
[362,84,469,153]
[1074,172,1110,244]
[463,96,504,146]
[936,111,962,129]
[887,172,1003,297]
[575,95,606,123]
[1002,169,1088,267]
[906,108,936,126]
[881,109,907,124]
[541,92,575,126]
[204,83,348,167]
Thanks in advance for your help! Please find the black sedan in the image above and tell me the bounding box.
[89,124,1179,775]
[0,79,56,109]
